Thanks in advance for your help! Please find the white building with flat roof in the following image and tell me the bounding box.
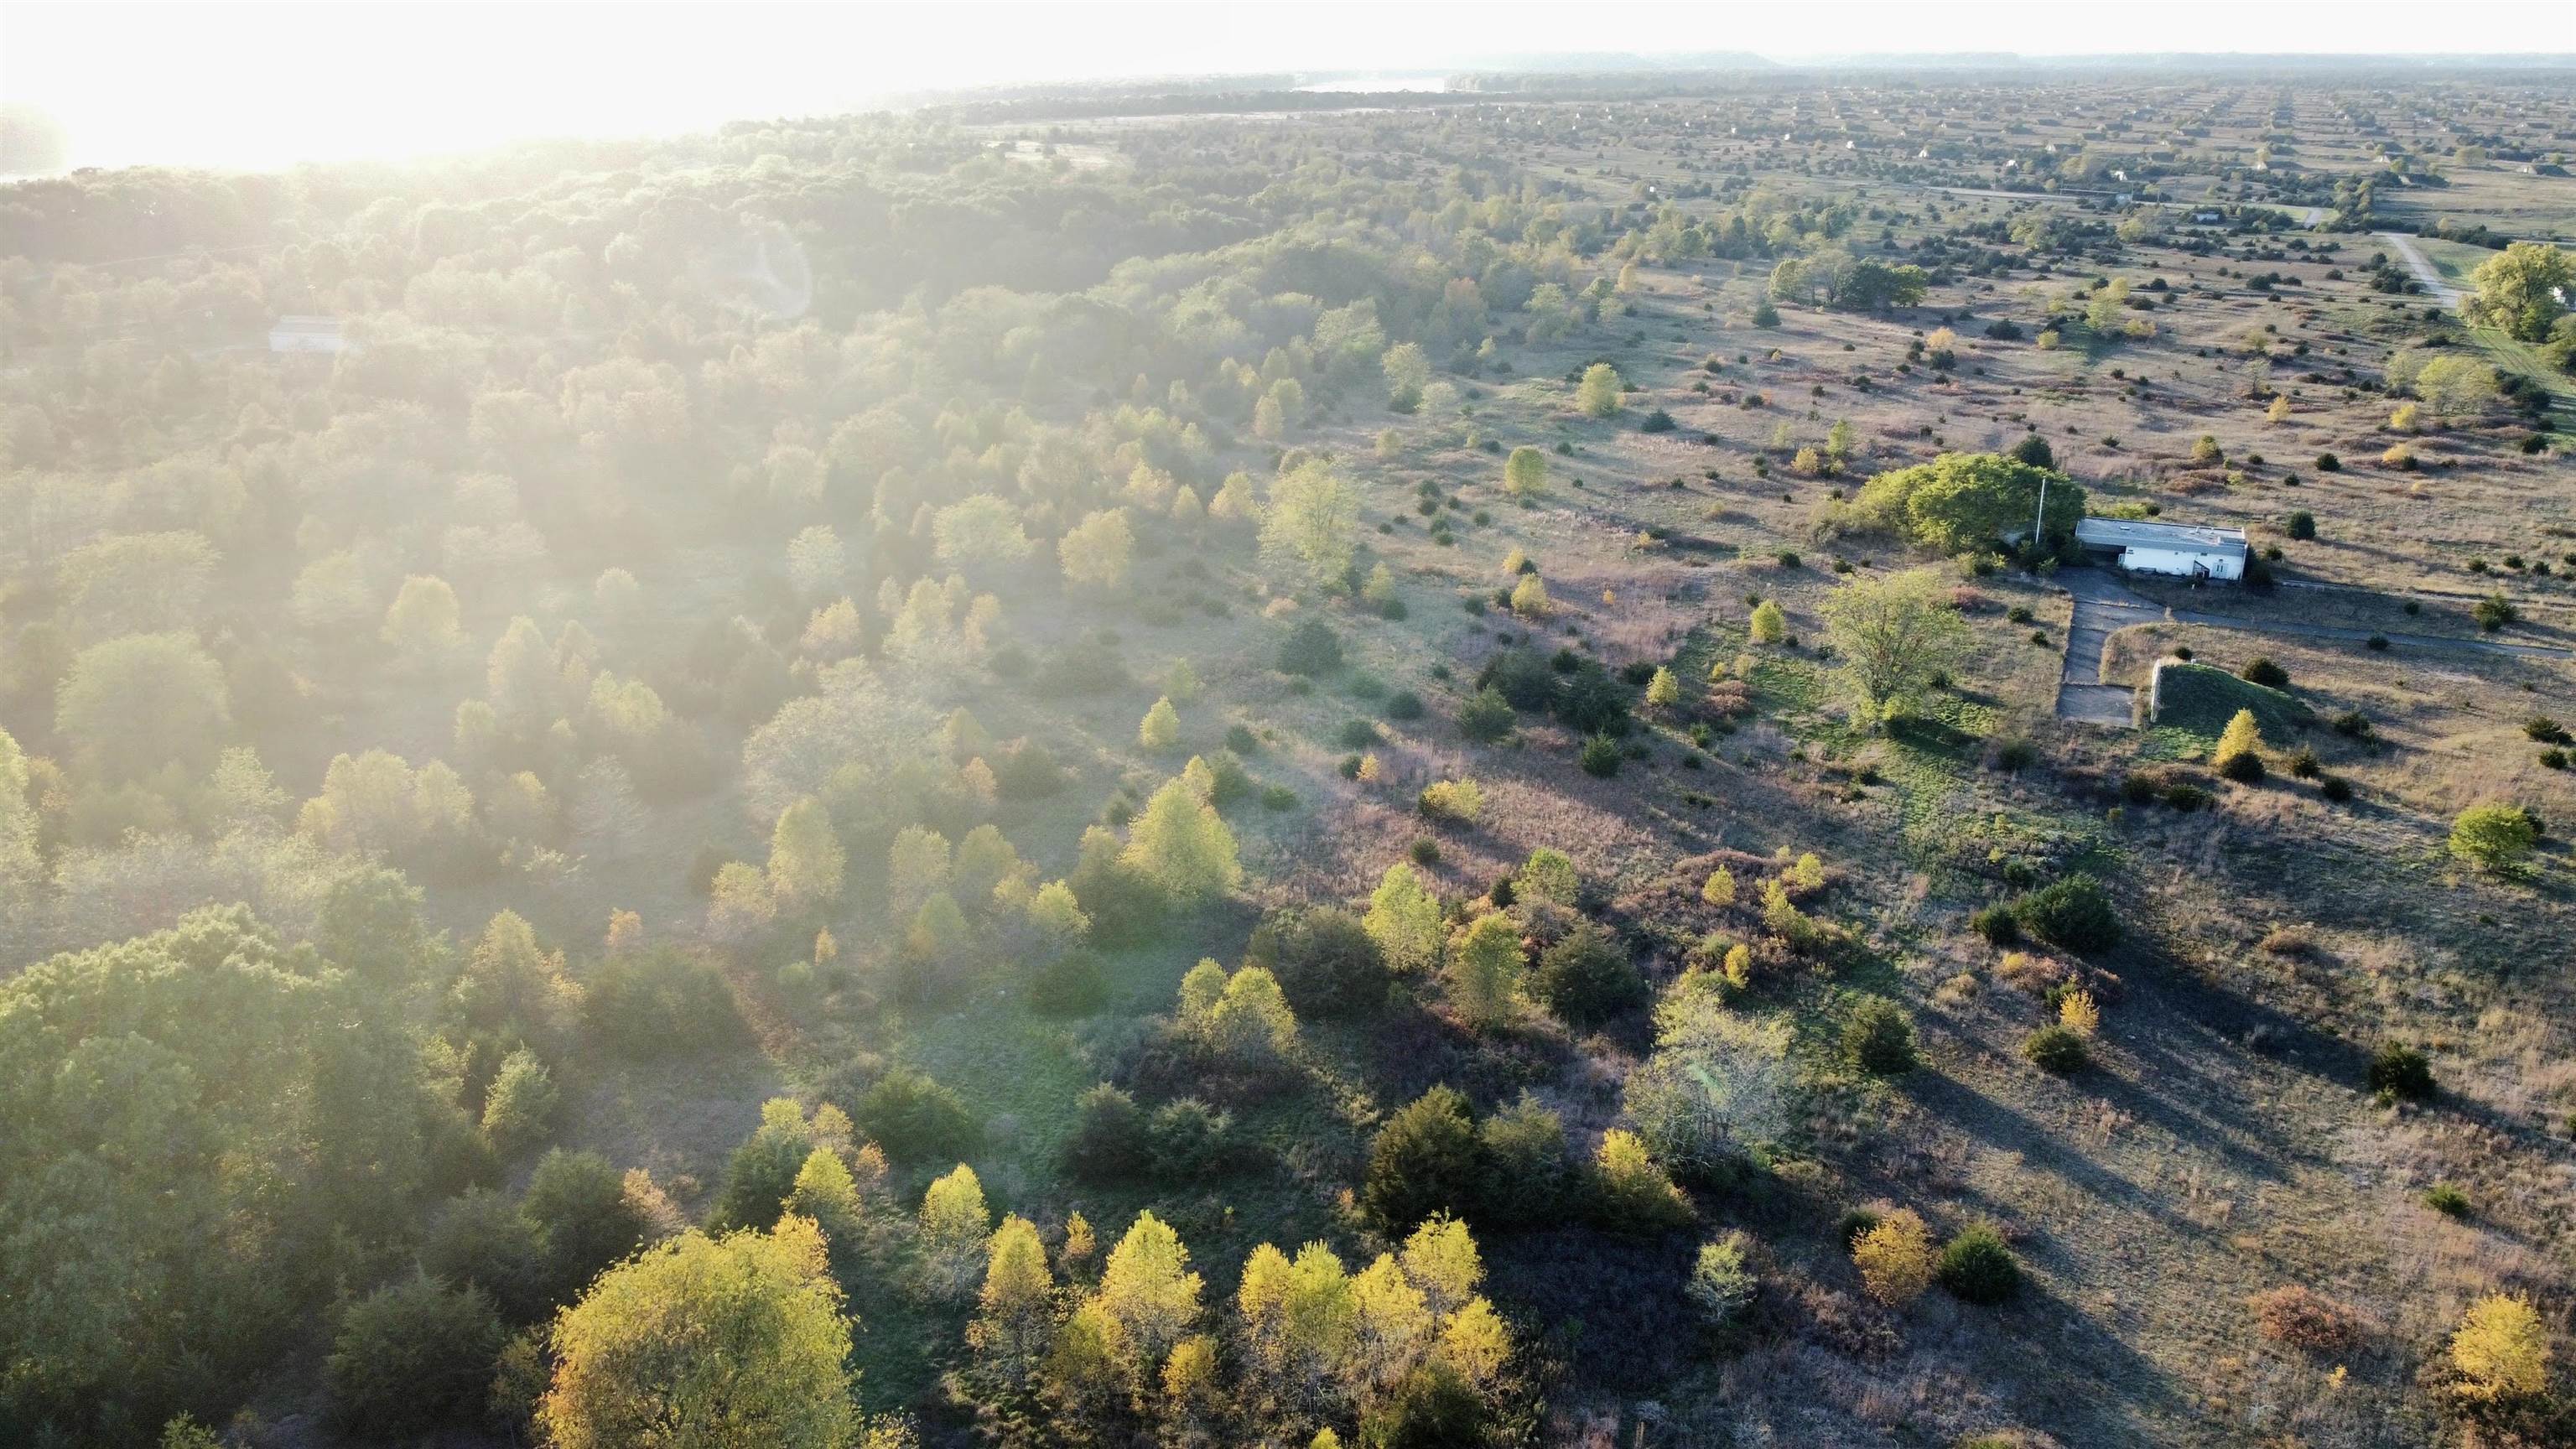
[2075,517,2248,581]
[267,315,346,354]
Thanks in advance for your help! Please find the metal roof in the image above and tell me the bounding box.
[2075,517,2248,554]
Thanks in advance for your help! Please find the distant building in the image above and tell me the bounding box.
[267,315,346,354]
[2075,517,2248,582]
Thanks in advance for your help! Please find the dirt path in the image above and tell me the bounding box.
[2376,231,2466,309]
[2056,570,2157,726]
[2054,567,2571,727]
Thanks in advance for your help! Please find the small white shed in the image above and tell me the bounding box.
[2075,517,2248,581]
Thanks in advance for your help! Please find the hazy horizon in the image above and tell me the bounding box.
[7,0,2576,174]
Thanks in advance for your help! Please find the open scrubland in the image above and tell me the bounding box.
[3,66,2573,1449]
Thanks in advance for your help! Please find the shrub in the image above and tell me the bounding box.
[1579,735,1623,777]
[1418,777,1484,823]
[1478,647,1560,710]
[2423,1182,2472,1218]
[1592,1128,1695,1235]
[589,947,740,1056]
[480,1048,558,1156]
[2368,1041,2435,1101]
[2449,802,2538,873]
[2249,1285,2366,1352]
[2474,592,2517,631]
[1065,1083,1150,1182]
[2011,875,2120,954]
[1531,921,1649,1025]
[1363,1085,1483,1230]
[2449,1293,2551,1402]
[1030,951,1110,1017]
[1852,1208,1937,1306]
[1970,902,2021,944]
[1384,689,1425,722]
[1842,996,1920,1076]
[1278,619,1344,676]
[1457,686,1516,743]
[2315,452,2340,471]
[1147,1098,1236,1180]
[418,1188,550,1323]
[2285,510,2316,540]
[1555,661,1631,735]
[326,1273,506,1438]
[1245,906,1389,1016]
[2023,1024,2090,1074]
[1361,1362,1488,1449]
[851,1068,981,1161]
[1225,723,1259,754]
[1686,1233,1759,1324]
[2319,776,2355,802]
[1337,719,1380,750]
[2239,656,2289,688]
[1936,1223,2023,1304]
[2214,709,2267,782]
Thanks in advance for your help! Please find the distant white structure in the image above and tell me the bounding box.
[2076,517,2248,581]
[267,315,346,354]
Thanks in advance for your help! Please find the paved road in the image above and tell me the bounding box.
[2053,568,2570,727]
[2376,231,2466,309]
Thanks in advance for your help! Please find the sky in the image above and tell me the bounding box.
[5,0,2572,172]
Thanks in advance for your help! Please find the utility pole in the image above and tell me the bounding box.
[2032,471,2049,562]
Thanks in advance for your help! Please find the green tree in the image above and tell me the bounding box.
[1085,1212,1204,1387]
[54,631,231,781]
[1121,778,1244,905]
[712,1098,818,1232]
[919,1164,992,1301]
[327,1273,506,1438]
[371,576,460,663]
[1623,990,1794,1177]
[1854,452,2085,555]
[1382,342,1431,412]
[767,797,846,912]
[1140,696,1182,752]
[1260,460,1362,592]
[1592,1129,1693,1233]
[1363,862,1445,974]
[933,495,1036,577]
[2466,242,2573,340]
[2449,802,2539,874]
[2414,356,2501,421]
[1576,363,1625,418]
[0,724,43,886]
[522,1149,655,1301]
[1503,445,1548,499]
[540,1216,861,1449]
[1748,599,1787,644]
[968,1214,1056,1394]
[480,1047,558,1156]
[1443,911,1524,1031]
[1363,1085,1483,1231]
[1059,509,1135,594]
[1531,920,1647,1025]
[1645,666,1681,709]
[2214,709,2266,782]
[1818,569,1974,724]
